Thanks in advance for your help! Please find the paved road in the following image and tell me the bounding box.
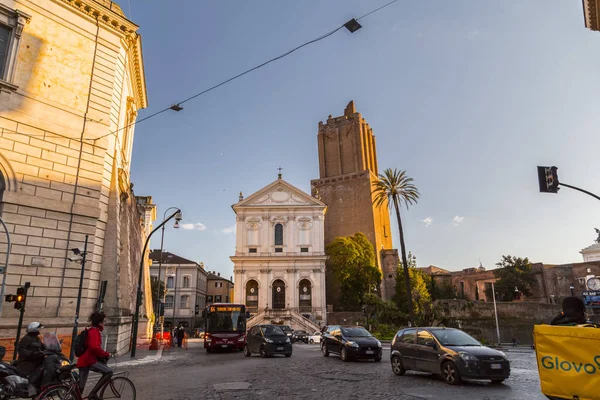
[112,341,547,400]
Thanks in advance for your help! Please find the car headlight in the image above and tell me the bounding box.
[497,351,508,360]
[61,360,70,367]
[376,340,382,348]
[458,352,478,362]
[346,341,359,348]
[238,336,245,342]
[265,338,274,343]
[285,337,291,343]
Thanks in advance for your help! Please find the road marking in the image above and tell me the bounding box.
[214,382,251,391]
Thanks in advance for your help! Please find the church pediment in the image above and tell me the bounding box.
[234,179,326,209]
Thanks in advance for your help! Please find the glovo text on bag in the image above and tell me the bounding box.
[540,355,600,375]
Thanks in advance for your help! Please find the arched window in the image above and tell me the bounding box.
[274,223,283,246]
[246,280,259,311]
[299,279,312,312]
[183,276,190,288]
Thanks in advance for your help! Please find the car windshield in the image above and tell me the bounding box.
[262,326,285,336]
[341,327,372,337]
[431,329,481,346]
[295,331,307,335]
[281,326,292,331]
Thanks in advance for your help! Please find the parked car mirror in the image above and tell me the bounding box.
[245,311,251,318]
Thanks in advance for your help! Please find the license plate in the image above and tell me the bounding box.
[365,350,374,355]
[490,363,502,369]
[221,345,228,348]
[277,347,284,351]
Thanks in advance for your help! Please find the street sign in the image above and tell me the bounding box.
[582,291,600,308]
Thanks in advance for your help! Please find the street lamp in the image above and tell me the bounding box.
[68,236,89,361]
[570,284,575,296]
[131,208,182,357]
[155,207,182,336]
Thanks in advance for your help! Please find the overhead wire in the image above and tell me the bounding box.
[88,0,400,142]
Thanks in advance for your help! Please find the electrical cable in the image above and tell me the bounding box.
[88,0,400,141]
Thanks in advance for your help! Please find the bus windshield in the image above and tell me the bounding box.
[206,305,246,333]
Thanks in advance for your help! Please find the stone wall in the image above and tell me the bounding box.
[381,249,399,300]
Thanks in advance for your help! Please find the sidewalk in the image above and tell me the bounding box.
[110,339,203,368]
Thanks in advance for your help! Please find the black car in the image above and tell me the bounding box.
[280,325,294,340]
[292,330,308,343]
[321,325,382,362]
[390,327,510,385]
[244,325,292,358]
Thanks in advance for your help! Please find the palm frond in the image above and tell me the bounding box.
[371,168,420,210]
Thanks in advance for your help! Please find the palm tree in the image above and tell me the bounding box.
[372,168,420,326]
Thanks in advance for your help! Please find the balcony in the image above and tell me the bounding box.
[235,251,325,257]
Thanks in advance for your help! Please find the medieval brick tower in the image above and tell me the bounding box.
[311,101,399,308]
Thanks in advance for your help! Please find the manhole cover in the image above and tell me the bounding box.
[213,382,251,391]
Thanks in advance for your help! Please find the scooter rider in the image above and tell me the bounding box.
[15,322,46,392]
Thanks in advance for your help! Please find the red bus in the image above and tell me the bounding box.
[203,303,248,352]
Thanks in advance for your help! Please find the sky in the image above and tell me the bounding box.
[127,0,600,278]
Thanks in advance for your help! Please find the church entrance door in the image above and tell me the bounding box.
[272,280,286,309]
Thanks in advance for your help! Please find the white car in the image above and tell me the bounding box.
[308,331,322,344]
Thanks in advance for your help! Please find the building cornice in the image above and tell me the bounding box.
[583,0,600,31]
[126,33,148,109]
[52,0,139,35]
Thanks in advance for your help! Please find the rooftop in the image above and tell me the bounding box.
[149,250,200,266]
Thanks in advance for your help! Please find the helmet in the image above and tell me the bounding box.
[27,322,43,333]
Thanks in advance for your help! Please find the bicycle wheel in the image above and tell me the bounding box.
[99,376,136,400]
[37,384,77,400]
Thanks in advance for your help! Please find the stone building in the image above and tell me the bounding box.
[149,251,208,330]
[206,271,234,305]
[0,0,152,354]
[310,101,399,306]
[231,176,325,332]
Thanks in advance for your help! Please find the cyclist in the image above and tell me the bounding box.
[76,311,112,400]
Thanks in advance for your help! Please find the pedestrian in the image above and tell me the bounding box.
[550,296,590,326]
[511,338,517,348]
[176,325,185,348]
[76,312,112,400]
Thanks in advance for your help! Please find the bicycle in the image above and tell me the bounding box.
[36,355,136,400]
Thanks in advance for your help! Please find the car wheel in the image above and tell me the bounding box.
[243,345,251,357]
[322,343,329,357]
[260,346,267,358]
[340,347,349,362]
[442,361,462,385]
[374,356,382,362]
[391,355,405,376]
[490,379,505,384]
[309,339,314,344]
[285,353,292,358]
[206,348,211,353]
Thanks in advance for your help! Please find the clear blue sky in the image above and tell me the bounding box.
[128,0,600,278]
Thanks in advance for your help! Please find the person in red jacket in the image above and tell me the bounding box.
[76,312,112,399]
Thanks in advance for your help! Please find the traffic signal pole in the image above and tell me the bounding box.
[12,282,30,361]
[558,182,600,202]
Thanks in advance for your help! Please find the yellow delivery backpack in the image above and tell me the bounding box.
[534,324,600,400]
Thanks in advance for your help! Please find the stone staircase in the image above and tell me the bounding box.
[246,309,321,333]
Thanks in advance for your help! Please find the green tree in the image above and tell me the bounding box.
[326,232,382,310]
[151,276,166,301]
[372,168,420,325]
[394,252,432,319]
[486,255,536,301]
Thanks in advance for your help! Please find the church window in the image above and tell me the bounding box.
[274,223,283,245]
[249,248,257,253]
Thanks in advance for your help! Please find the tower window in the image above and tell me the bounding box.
[274,223,283,245]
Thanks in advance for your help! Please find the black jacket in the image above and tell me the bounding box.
[15,333,45,376]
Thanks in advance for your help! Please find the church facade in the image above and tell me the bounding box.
[231,176,326,331]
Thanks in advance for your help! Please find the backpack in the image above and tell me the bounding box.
[73,329,88,357]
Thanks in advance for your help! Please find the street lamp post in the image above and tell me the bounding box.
[131,208,182,357]
[68,235,89,362]
[570,284,575,297]
[491,281,501,345]
[155,207,181,337]
[0,216,12,317]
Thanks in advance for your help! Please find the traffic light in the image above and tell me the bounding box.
[537,166,559,193]
[14,287,25,310]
